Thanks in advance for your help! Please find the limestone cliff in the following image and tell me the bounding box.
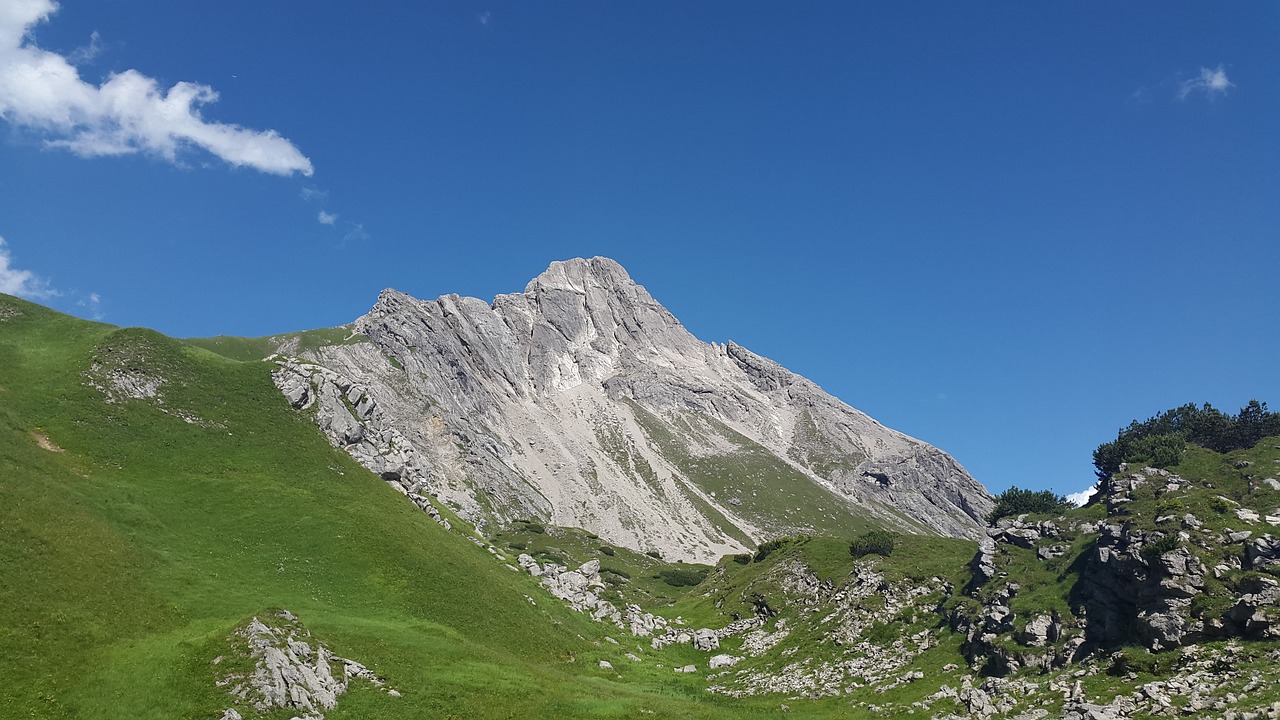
[274,257,992,561]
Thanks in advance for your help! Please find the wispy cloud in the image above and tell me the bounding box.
[0,236,58,300]
[66,29,101,65]
[1177,65,1233,100]
[318,210,337,225]
[300,186,328,202]
[342,222,369,245]
[76,291,103,320]
[0,1,313,176]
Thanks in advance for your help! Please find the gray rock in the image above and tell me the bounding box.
[708,654,742,669]
[598,660,613,670]
[692,628,720,652]
[274,257,993,563]
[221,612,390,720]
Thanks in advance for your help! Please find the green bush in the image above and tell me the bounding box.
[754,535,809,563]
[656,566,709,587]
[849,529,896,558]
[507,541,527,551]
[598,545,615,556]
[731,553,752,565]
[524,523,546,534]
[1093,400,1280,478]
[1109,646,1179,675]
[600,566,630,580]
[1140,534,1181,558]
[645,549,662,559]
[1128,433,1186,469]
[987,486,1068,523]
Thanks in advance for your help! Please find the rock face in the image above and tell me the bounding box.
[218,611,394,720]
[275,257,991,561]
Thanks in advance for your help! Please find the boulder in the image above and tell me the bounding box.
[692,629,720,652]
[709,654,742,669]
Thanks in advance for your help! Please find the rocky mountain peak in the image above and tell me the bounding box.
[523,256,636,294]
[275,257,993,562]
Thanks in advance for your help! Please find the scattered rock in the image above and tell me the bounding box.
[709,654,742,669]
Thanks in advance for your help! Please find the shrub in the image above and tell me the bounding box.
[537,551,567,565]
[1210,497,1232,514]
[1140,534,1181,558]
[754,535,809,563]
[849,529,896,558]
[598,545,615,556]
[656,566,709,587]
[731,553,752,565]
[1093,400,1280,478]
[1109,646,1179,676]
[987,486,1068,523]
[645,549,662,559]
[507,541,527,551]
[600,566,630,579]
[524,523,546,534]
[1128,433,1186,469]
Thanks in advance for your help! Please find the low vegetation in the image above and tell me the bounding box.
[987,486,1069,522]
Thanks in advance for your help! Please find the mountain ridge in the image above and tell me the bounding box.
[273,256,992,561]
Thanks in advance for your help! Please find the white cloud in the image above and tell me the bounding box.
[1065,484,1098,508]
[300,186,328,201]
[0,235,58,300]
[0,1,313,176]
[76,290,102,319]
[1178,65,1233,100]
[66,28,99,65]
[317,210,337,225]
[342,222,369,244]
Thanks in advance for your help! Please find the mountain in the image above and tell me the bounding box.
[265,257,992,562]
[6,289,1280,720]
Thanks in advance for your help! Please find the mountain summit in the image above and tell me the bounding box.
[274,257,992,561]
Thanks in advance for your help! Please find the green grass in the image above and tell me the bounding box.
[185,325,368,361]
[626,400,879,540]
[0,295,799,719]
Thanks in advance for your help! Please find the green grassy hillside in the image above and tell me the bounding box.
[0,295,792,719]
[9,294,1280,719]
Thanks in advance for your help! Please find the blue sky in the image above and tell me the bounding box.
[2,1,1277,499]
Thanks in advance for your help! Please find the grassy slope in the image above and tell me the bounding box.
[0,296,794,720]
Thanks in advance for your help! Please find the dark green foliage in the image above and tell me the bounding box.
[600,566,630,580]
[655,566,710,587]
[1127,433,1186,469]
[987,486,1069,523]
[1109,647,1180,676]
[1093,401,1280,478]
[849,529,896,558]
[753,535,809,563]
[598,545,615,556]
[524,523,546,534]
[1140,534,1181,558]
[754,538,788,563]
[645,549,662,559]
[731,553,752,565]
[507,541,527,551]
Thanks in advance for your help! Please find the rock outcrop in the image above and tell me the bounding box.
[275,257,992,561]
[217,611,395,720]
